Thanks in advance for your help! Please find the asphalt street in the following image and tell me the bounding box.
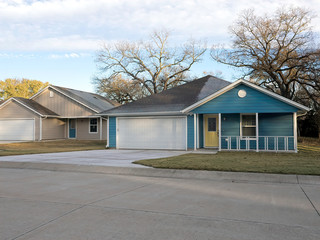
[1,168,319,240]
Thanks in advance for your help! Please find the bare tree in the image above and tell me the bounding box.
[211,7,319,100]
[94,30,206,101]
[94,75,144,104]
[211,7,320,138]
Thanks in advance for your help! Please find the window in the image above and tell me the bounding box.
[238,89,247,98]
[89,118,98,133]
[208,118,217,132]
[241,114,256,138]
[49,90,54,98]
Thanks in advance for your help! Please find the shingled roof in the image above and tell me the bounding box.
[51,86,120,113]
[12,97,59,116]
[100,75,231,115]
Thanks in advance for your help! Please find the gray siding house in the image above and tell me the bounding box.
[0,85,118,141]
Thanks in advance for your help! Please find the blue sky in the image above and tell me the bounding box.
[1,0,319,92]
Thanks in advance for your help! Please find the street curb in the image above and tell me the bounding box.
[1,161,319,185]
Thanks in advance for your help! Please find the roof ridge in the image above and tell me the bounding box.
[100,75,232,115]
[50,85,118,112]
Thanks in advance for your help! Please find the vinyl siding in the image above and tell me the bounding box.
[42,118,66,140]
[33,88,95,117]
[109,117,117,147]
[259,113,293,136]
[0,101,40,140]
[75,118,107,140]
[258,113,294,151]
[221,114,240,136]
[187,115,194,149]
[192,84,299,114]
[102,119,108,140]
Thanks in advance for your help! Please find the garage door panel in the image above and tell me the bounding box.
[118,117,186,150]
[0,119,34,141]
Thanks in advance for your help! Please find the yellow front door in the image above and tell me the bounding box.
[204,115,219,147]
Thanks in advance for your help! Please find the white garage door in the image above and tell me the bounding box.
[117,117,187,150]
[0,119,35,141]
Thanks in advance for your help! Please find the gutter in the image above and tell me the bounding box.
[98,111,185,117]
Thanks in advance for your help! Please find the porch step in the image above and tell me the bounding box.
[192,149,218,154]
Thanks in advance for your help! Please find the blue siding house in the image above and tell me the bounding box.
[101,76,309,152]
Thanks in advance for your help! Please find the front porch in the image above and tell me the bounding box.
[188,113,297,152]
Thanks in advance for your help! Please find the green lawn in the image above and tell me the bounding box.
[135,139,320,175]
[0,140,106,156]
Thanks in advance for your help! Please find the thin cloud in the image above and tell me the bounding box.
[48,52,90,59]
[0,0,319,51]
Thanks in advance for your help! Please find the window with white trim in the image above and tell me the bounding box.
[241,114,256,138]
[89,118,98,133]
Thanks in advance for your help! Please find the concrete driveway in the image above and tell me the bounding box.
[1,168,319,240]
[0,149,187,168]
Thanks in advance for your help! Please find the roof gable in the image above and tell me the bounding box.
[183,79,310,113]
[191,84,299,113]
[51,86,119,112]
[31,85,119,113]
[0,97,59,116]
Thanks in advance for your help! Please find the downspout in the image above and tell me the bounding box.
[256,113,259,152]
[39,117,42,141]
[297,112,308,118]
[294,111,308,151]
[218,113,221,151]
[99,117,103,140]
[296,111,308,138]
[294,112,298,153]
[40,116,47,141]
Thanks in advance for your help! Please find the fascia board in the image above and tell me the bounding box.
[0,98,12,110]
[182,79,310,113]
[58,115,101,119]
[99,111,186,117]
[12,98,44,117]
[240,81,311,111]
[29,85,50,99]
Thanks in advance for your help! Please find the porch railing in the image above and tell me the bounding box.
[221,136,295,152]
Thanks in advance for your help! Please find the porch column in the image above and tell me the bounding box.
[197,114,199,148]
[218,113,221,151]
[256,113,259,152]
[99,117,103,140]
[193,113,197,151]
[106,117,109,148]
[294,112,297,153]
